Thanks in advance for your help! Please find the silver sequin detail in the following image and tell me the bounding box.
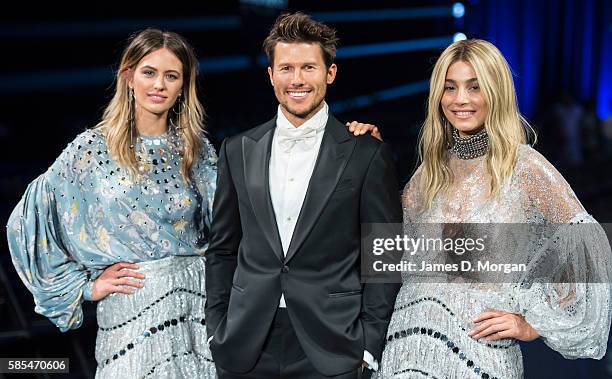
[373,144,612,379]
[95,256,216,378]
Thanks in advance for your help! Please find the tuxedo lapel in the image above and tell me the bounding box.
[243,119,284,263]
[285,116,355,263]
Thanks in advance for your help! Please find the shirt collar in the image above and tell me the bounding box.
[276,102,329,132]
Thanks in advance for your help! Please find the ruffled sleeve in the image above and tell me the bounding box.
[6,131,98,332]
[514,145,612,359]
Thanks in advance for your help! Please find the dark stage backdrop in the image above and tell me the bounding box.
[0,1,610,378]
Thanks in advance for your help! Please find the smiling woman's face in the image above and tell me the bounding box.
[441,60,488,136]
[129,47,184,120]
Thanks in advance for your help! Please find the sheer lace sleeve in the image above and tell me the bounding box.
[402,165,424,224]
[515,145,584,223]
[513,145,612,359]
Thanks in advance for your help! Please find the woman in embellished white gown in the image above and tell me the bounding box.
[373,39,612,378]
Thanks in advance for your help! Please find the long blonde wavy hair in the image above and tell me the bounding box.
[418,39,534,209]
[94,28,205,182]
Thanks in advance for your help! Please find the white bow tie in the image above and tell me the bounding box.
[277,126,319,152]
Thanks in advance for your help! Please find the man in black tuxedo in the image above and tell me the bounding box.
[205,12,402,378]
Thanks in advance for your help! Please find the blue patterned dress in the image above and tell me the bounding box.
[7,128,218,378]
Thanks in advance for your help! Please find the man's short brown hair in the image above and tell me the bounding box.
[263,12,339,68]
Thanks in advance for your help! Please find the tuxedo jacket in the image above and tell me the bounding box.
[205,114,402,375]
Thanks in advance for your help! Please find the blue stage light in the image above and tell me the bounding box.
[453,33,467,42]
[240,0,287,9]
[452,3,465,18]
[330,80,430,113]
[312,7,451,23]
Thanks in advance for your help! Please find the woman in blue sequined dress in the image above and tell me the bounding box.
[7,29,217,378]
[371,39,612,378]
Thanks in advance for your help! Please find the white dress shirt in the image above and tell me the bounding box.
[269,103,328,285]
[267,103,378,371]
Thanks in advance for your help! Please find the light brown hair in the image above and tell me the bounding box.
[94,28,205,182]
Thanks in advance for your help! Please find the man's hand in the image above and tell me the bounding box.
[346,121,382,141]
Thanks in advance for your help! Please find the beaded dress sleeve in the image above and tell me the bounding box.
[513,145,612,359]
[7,130,105,331]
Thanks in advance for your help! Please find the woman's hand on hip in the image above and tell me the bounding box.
[90,262,145,301]
[469,310,539,342]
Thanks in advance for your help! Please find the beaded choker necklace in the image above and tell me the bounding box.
[450,128,489,159]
